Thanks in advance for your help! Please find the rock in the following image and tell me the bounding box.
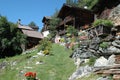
[97,76,111,80]
[74,58,85,69]
[89,37,100,50]
[113,75,120,80]
[94,55,116,67]
[108,4,120,26]
[0,61,7,69]
[94,56,108,67]
[68,68,82,80]
[115,35,120,40]
[112,40,120,48]
[79,51,95,59]
[37,51,45,56]
[68,65,93,80]
[36,61,44,65]
[84,59,89,63]
[71,47,95,59]
[32,55,39,58]
[107,46,120,54]
[71,46,95,67]
[107,54,115,65]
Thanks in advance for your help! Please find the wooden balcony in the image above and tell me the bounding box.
[59,16,74,26]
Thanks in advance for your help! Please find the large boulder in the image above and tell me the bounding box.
[107,54,115,65]
[68,65,93,80]
[94,56,108,67]
[94,54,116,67]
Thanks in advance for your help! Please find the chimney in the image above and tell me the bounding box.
[17,19,21,25]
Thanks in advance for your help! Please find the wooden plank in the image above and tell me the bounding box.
[96,69,120,75]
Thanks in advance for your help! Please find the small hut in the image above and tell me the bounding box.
[18,24,43,51]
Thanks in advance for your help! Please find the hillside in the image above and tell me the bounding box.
[0,44,75,80]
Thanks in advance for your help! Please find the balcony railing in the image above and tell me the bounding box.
[59,16,74,26]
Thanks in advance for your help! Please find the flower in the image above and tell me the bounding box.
[24,72,36,80]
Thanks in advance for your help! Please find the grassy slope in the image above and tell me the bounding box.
[0,44,76,80]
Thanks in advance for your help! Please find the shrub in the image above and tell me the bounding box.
[38,38,52,55]
[88,57,96,66]
[66,25,78,36]
[99,42,109,49]
[0,16,27,58]
[93,19,113,27]
[66,33,71,37]
[43,50,49,55]
[60,38,65,43]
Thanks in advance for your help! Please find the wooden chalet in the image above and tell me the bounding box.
[18,24,43,51]
[57,4,94,35]
[41,16,51,32]
[92,0,120,19]
[90,0,120,38]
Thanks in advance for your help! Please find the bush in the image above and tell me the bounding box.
[99,42,109,49]
[60,38,65,43]
[88,57,96,66]
[66,25,78,36]
[93,19,113,27]
[38,38,52,55]
[0,16,26,58]
[43,50,49,55]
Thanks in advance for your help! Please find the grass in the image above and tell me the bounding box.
[0,44,76,80]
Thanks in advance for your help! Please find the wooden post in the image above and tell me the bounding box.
[73,17,75,27]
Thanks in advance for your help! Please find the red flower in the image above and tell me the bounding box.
[24,72,36,78]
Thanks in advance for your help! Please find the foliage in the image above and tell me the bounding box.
[78,0,98,9]
[66,25,78,36]
[43,50,49,55]
[0,16,27,58]
[93,19,113,27]
[38,38,52,55]
[99,42,109,49]
[88,57,96,66]
[66,33,71,37]
[48,8,61,39]
[49,17,61,38]
[28,21,39,30]
[28,21,36,27]
[66,0,78,7]
[60,38,65,43]
[65,0,99,9]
